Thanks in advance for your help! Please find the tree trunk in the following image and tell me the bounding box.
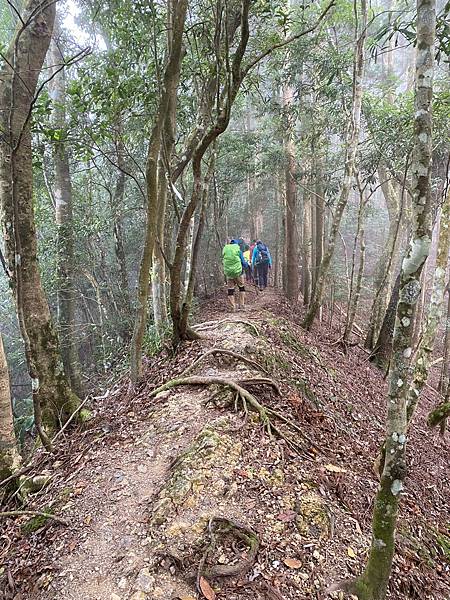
[344,191,366,343]
[112,131,132,325]
[365,167,403,349]
[130,0,188,382]
[49,29,83,396]
[354,0,435,596]
[0,335,22,484]
[370,272,401,371]
[152,166,169,335]
[0,0,84,437]
[313,157,325,297]
[439,286,450,395]
[406,191,449,422]
[169,0,251,346]
[180,176,211,335]
[302,184,312,306]
[283,85,299,302]
[302,0,367,330]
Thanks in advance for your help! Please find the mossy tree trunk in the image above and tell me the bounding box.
[302,0,367,330]
[0,335,22,484]
[354,0,435,597]
[302,183,313,306]
[0,0,83,440]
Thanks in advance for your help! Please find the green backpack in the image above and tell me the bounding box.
[222,244,242,278]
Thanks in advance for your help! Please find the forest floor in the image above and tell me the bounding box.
[1,287,449,600]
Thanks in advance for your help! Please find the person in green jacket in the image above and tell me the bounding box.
[222,239,247,311]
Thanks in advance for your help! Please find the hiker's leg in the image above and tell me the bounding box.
[238,275,245,308]
[227,287,236,310]
[262,263,269,288]
[257,265,263,290]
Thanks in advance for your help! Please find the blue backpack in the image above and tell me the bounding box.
[255,244,269,265]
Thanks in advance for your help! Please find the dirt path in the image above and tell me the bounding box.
[38,290,270,600]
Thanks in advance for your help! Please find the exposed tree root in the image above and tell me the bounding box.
[149,376,307,454]
[196,517,259,584]
[266,407,324,454]
[0,510,68,525]
[181,348,268,376]
[193,318,260,337]
[239,376,281,395]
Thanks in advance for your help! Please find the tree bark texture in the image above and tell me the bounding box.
[0,0,82,435]
[354,0,435,597]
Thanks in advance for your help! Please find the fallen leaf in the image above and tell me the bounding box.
[347,546,356,558]
[84,515,92,525]
[325,463,347,473]
[283,558,302,569]
[277,510,297,522]
[200,576,216,600]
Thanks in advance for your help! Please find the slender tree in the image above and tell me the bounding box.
[283,83,299,301]
[49,23,83,395]
[302,0,367,329]
[354,0,436,597]
[130,0,188,382]
[406,190,449,422]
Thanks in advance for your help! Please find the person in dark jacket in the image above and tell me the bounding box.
[251,240,272,291]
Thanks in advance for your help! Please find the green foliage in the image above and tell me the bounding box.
[143,322,171,358]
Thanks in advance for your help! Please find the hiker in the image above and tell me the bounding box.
[252,240,272,291]
[222,239,248,311]
[249,239,257,282]
[243,244,252,282]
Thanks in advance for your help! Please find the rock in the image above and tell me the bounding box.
[134,568,155,593]
[129,593,147,600]
[111,594,121,600]
[137,465,147,474]
[118,577,128,590]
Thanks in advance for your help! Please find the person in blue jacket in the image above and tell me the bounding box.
[251,240,272,291]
